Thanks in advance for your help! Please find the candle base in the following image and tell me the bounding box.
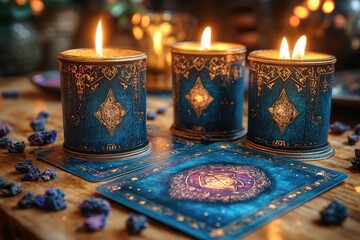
[171,124,246,142]
[63,142,151,161]
[244,138,334,160]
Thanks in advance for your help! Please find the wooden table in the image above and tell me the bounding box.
[0,75,359,240]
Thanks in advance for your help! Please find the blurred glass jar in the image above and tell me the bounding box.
[131,11,198,91]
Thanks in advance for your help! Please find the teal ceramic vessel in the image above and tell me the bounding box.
[58,48,149,160]
[171,42,246,142]
[245,50,336,160]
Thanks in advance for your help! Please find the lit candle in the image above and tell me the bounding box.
[58,20,149,160]
[245,36,336,160]
[171,27,247,142]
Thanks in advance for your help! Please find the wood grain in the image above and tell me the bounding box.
[0,75,359,240]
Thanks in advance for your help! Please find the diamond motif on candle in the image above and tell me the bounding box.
[185,77,214,119]
[94,89,127,136]
[268,89,299,135]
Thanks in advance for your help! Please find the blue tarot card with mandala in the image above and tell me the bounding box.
[97,142,347,239]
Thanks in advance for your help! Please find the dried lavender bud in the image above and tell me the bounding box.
[0,121,12,138]
[156,106,167,114]
[35,188,66,211]
[355,148,360,159]
[18,192,36,209]
[320,200,349,225]
[79,197,111,217]
[0,182,22,196]
[1,90,19,99]
[84,214,107,232]
[200,134,212,145]
[0,177,7,187]
[351,156,360,170]
[37,111,49,121]
[35,194,46,208]
[7,141,25,153]
[40,168,57,181]
[15,159,33,173]
[330,121,351,135]
[28,130,57,146]
[126,213,148,234]
[146,112,156,120]
[0,137,12,149]
[348,133,360,145]
[30,118,46,132]
[21,166,41,181]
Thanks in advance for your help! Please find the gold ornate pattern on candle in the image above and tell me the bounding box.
[268,89,300,135]
[249,62,334,130]
[185,77,214,119]
[94,88,127,136]
[172,54,244,104]
[59,60,146,131]
[249,62,334,96]
[60,61,146,100]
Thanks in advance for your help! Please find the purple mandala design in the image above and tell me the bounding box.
[169,164,271,203]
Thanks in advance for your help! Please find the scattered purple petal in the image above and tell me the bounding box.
[355,148,360,159]
[0,138,12,149]
[7,141,25,153]
[330,121,351,135]
[40,168,57,181]
[352,149,360,170]
[21,166,41,181]
[126,213,148,234]
[15,159,33,173]
[146,112,156,120]
[35,188,66,211]
[320,200,349,225]
[156,106,167,114]
[79,197,111,217]
[35,194,46,208]
[28,130,57,146]
[30,118,46,132]
[18,192,36,209]
[1,90,19,99]
[0,182,22,196]
[348,133,360,145]
[0,121,12,138]
[351,158,360,170]
[84,214,107,232]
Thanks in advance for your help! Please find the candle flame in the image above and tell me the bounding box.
[280,37,290,59]
[292,35,307,59]
[201,26,211,50]
[96,20,103,57]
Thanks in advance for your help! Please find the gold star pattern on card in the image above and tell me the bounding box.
[185,77,214,119]
[268,89,299,135]
[94,88,127,136]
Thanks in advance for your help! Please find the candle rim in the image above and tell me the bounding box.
[58,48,146,62]
[248,49,336,65]
[171,41,246,55]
